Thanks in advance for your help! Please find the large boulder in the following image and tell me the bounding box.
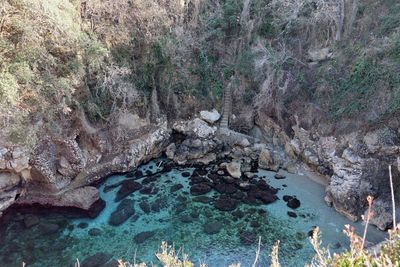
[17,186,105,217]
[200,109,221,124]
[115,180,142,202]
[225,161,241,179]
[366,199,394,231]
[109,199,135,226]
[173,118,217,139]
[81,252,112,267]
[258,148,279,171]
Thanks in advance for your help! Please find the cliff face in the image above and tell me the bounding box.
[0,124,171,217]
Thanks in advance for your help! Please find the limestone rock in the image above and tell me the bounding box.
[200,109,221,124]
[173,118,217,139]
[226,161,241,178]
[366,199,394,231]
[17,186,103,213]
[258,148,279,171]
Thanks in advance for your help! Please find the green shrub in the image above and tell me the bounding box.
[8,61,33,84]
[379,3,400,35]
[0,72,20,106]
[237,49,255,78]
[330,58,381,118]
[222,0,243,33]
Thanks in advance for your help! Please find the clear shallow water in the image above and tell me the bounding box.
[0,159,386,267]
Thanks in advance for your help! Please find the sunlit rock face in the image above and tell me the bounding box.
[0,147,29,217]
[0,126,171,218]
[287,124,399,226]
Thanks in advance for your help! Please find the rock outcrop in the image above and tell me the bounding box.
[0,147,30,217]
[200,109,221,124]
[0,125,171,219]
[287,124,399,226]
[167,118,221,165]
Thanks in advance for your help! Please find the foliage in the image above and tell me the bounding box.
[0,72,19,106]
[237,49,255,78]
[330,58,381,118]
[379,3,400,35]
[222,0,243,34]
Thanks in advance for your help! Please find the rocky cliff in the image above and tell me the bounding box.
[0,124,171,218]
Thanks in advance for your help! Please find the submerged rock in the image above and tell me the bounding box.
[239,230,257,245]
[190,183,212,195]
[81,252,112,267]
[115,180,142,202]
[134,231,155,244]
[180,215,193,223]
[109,199,135,226]
[38,223,59,235]
[214,195,238,211]
[139,201,151,214]
[283,195,293,202]
[88,228,102,236]
[287,211,298,218]
[193,196,213,204]
[214,183,237,194]
[287,197,301,209]
[170,184,184,193]
[181,172,191,177]
[23,214,40,228]
[274,172,286,179]
[203,221,222,235]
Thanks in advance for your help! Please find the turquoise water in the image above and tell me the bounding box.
[0,159,386,267]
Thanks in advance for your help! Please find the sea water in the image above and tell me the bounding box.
[0,159,386,267]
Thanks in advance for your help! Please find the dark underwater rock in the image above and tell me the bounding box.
[78,222,89,229]
[193,196,213,204]
[182,171,191,177]
[214,183,237,194]
[287,197,301,209]
[203,221,222,235]
[142,176,158,184]
[214,195,238,211]
[283,195,293,202]
[250,221,261,228]
[38,223,59,235]
[239,230,257,245]
[134,231,155,244]
[190,176,209,184]
[101,259,119,267]
[109,199,135,226]
[180,215,193,223]
[115,180,142,202]
[23,214,39,228]
[190,183,212,195]
[81,252,112,267]
[88,199,106,218]
[287,211,297,218]
[139,186,157,195]
[88,228,102,236]
[139,201,151,214]
[232,209,245,219]
[274,173,286,179]
[170,184,184,193]
[150,201,161,212]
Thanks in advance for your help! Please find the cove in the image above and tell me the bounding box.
[0,158,386,267]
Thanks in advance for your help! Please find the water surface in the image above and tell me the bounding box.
[0,159,386,267]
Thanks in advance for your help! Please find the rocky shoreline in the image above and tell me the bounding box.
[0,110,398,232]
